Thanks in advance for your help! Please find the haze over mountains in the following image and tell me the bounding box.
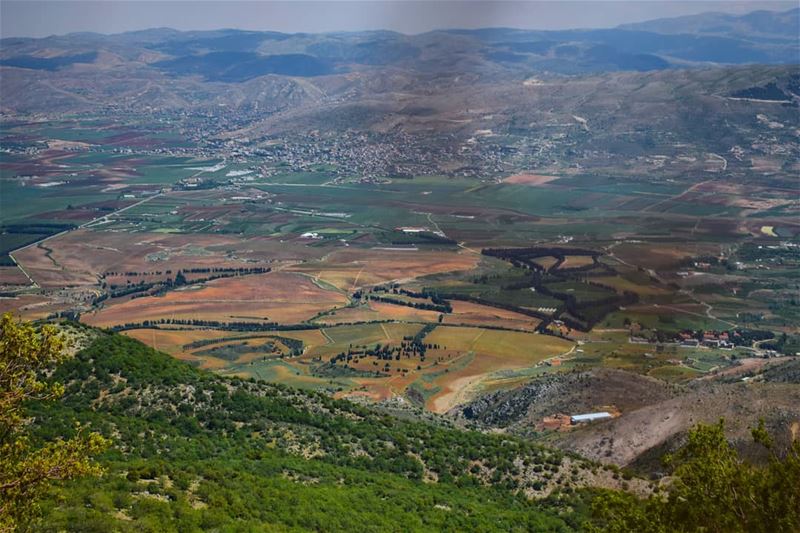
[1,7,798,84]
[620,6,800,38]
[1,8,797,168]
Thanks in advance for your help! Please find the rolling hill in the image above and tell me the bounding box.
[29,325,636,531]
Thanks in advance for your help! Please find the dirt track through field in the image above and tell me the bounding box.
[641,180,711,212]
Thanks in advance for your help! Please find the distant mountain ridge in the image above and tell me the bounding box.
[0,7,797,83]
[619,7,800,40]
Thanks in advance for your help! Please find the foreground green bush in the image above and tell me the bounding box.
[589,420,800,533]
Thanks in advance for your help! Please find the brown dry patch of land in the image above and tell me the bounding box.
[531,256,559,271]
[564,381,800,466]
[689,181,792,211]
[286,248,479,291]
[729,197,795,211]
[13,229,328,289]
[339,363,428,402]
[312,305,383,325]
[123,328,234,359]
[313,301,442,326]
[46,139,94,150]
[12,240,98,288]
[336,379,396,403]
[443,301,541,331]
[699,357,772,380]
[424,326,573,413]
[692,181,746,195]
[277,329,331,350]
[611,242,721,271]
[503,173,560,186]
[93,166,141,182]
[0,267,31,287]
[0,294,72,321]
[84,271,347,328]
[558,255,595,269]
[430,373,485,415]
[371,301,442,321]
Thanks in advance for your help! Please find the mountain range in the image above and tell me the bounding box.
[1,7,797,85]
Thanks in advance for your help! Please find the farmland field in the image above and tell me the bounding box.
[4,165,796,409]
[84,271,349,327]
[5,168,796,375]
[423,327,573,412]
[2,102,798,418]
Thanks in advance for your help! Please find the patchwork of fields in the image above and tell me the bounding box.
[122,321,572,411]
[2,121,798,411]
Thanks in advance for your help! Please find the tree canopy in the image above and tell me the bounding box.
[589,419,800,533]
[0,313,108,531]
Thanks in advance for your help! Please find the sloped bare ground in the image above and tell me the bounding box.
[452,368,676,430]
[454,363,800,471]
[559,381,800,467]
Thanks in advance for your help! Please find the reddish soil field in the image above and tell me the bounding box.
[559,255,595,269]
[611,242,721,270]
[0,267,31,287]
[443,300,541,331]
[287,248,479,290]
[0,294,72,321]
[503,173,561,186]
[83,271,348,327]
[314,301,442,325]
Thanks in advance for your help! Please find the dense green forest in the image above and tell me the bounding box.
[29,328,595,531]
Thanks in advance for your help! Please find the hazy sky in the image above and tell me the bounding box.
[1,0,795,38]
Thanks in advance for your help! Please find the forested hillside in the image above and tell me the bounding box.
[29,327,616,531]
